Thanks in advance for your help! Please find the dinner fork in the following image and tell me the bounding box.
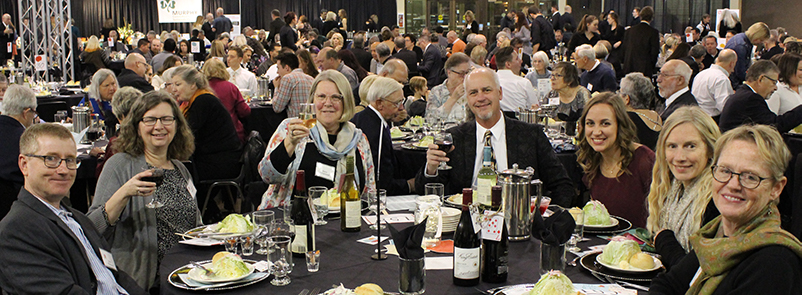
[298,289,310,295]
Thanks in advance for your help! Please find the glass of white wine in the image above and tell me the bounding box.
[300,103,316,129]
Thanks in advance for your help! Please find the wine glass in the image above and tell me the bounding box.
[299,103,316,129]
[567,209,585,253]
[434,132,453,170]
[308,186,328,225]
[252,211,275,255]
[142,166,165,208]
[267,235,293,286]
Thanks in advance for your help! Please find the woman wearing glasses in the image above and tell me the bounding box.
[88,91,200,291]
[258,70,376,209]
[546,62,591,123]
[651,125,802,294]
[426,53,471,123]
[646,107,720,270]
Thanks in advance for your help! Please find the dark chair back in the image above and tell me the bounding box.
[36,101,69,122]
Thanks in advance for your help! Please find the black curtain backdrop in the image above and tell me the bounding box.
[3,0,396,39]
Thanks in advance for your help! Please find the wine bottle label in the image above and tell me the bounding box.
[453,247,480,279]
[344,201,361,227]
[476,178,493,206]
[291,225,308,253]
[481,212,504,242]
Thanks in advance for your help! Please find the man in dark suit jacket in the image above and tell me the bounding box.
[311,10,325,33]
[621,6,660,77]
[393,37,419,78]
[351,77,413,195]
[561,5,576,32]
[0,85,37,220]
[658,60,698,121]
[268,10,285,46]
[528,7,556,56]
[415,68,576,206]
[418,34,444,89]
[117,53,155,93]
[0,124,145,294]
[719,60,802,133]
[350,34,373,72]
[202,13,215,42]
[549,6,562,34]
[0,14,15,65]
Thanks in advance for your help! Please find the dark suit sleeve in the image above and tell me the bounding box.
[649,29,660,67]
[531,125,575,207]
[530,20,542,47]
[418,49,434,74]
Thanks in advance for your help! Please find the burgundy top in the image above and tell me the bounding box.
[584,145,655,228]
[208,78,252,142]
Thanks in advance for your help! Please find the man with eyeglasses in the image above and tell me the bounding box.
[0,124,145,294]
[658,60,697,121]
[351,77,414,195]
[117,53,155,93]
[719,60,802,133]
[0,85,37,219]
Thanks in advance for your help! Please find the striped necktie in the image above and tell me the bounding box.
[483,130,497,170]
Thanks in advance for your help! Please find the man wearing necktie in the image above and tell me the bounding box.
[416,68,576,207]
[0,124,145,294]
[351,77,415,195]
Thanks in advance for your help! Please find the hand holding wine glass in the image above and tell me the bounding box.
[283,119,311,154]
[141,166,166,208]
[434,132,453,170]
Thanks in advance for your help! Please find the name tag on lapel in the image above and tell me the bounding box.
[99,248,118,271]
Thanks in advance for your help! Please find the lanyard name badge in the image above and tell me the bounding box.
[6,42,11,53]
[191,41,200,53]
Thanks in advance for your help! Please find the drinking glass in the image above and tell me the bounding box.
[308,186,328,225]
[300,103,316,129]
[224,236,238,254]
[567,209,584,252]
[142,166,165,209]
[267,235,293,286]
[271,220,296,268]
[252,210,275,255]
[434,132,453,170]
[399,257,426,294]
[54,110,68,123]
[424,183,444,201]
[240,235,254,256]
[305,250,321,272]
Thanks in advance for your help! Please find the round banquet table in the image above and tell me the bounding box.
[159,212,648,294]
[243,103,287,141]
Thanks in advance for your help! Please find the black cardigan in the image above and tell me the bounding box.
[185,93,242,180]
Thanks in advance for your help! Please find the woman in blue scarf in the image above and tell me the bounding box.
[258,70,376,209]
[80,69,119,136]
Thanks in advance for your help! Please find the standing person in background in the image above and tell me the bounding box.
[322,12,339,37]
[725,22,770,88]
[718,9,742,38]
[338,9,348,32]
[603,12,625,76]
[622,6,660,77]
[528,7,555,59]
[213,7,233,35]
[418,34,445,89]
[561,5,576,33]
[312,9,325,33]
[566,14,600,59]
[280,12,301,51]
[268,10,284,46]
[0,14,15,65]
[549,5,562,35]
[496,47,539,118]
[463,11,479,41]
[761,30,783,61]
[100,18,115,39]
[630,7,641,27]
[202,13,215,41]
[202,58,251,143]
[512,11,532,56]
[350,33,373,72]
[697,14,711,37]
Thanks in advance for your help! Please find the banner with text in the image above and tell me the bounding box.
[157,0,202,23]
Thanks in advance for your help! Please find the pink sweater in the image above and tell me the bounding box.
[208,78,252,142]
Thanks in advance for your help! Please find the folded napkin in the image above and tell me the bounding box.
[387,217,428,259]
[532,207,575,246]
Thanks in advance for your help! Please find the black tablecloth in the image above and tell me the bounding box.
[243,104,287,140]
[160,216,647,294]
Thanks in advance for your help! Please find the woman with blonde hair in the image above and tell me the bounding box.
[658,35,679,68]
[206,40,226,61]
[577,92,655,228]
[463,10,478,39]
[470,46,487,68]
[201,58,251,143]
[405,76,428,117]
[647,106,720,269]
[330,32,345,52]
[193,15,204,30]
[79,36,109,71]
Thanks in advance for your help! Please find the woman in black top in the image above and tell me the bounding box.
[170,65,241,181]
[603,12,625,74]
[717,9,742,38]
[462,10,479,42]
[280,12,300,51]
[322,11,339,37]
[566,14,601,58]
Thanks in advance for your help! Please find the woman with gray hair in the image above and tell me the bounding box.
[80,69,120,136]
[96,86,143,177]
[427,52,472,123]
[525,51,552,85]
[620,72,662,150]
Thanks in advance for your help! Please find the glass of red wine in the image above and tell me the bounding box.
[435,132,453,170]
[142,167,166,208]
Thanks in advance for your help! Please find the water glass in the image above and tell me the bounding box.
[399,257,426,295]
[252,211,275,255]
[267,236,293,286]
[54,110,68,123]
[369,189,387,230]
[240,235,254,256]
[224,236,238,254]
[539,241,566,275]
[305,250,321,272]
[424,183,444,201]
[414,195,443,248]
[309,186,329,225]
[567,208,584,252]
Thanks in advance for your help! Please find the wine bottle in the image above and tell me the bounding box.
[453,188,480,286]
[475,146,497,209]
[290,170,315,257]
[340,155,361,232]
[482,186,509,283]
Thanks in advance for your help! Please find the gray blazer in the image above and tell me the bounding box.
[87,153,201,289]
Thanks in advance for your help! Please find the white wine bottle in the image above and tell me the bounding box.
[340,155,361,232]
[475,146,497,208]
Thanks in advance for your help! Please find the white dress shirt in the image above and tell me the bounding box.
[227,66,258,91]
[664,87,690,110]
[691,64,733,116]
[497,69,540,112]
[767,82,802,115]
[472,115,508,183]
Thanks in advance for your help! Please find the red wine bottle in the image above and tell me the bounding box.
[482,186,508,283]
[290,170,315,257]
[453,188,480,286]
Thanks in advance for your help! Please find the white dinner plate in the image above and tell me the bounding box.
[187,261,255,283]
[595,253,663,273]
[584,217,619,229]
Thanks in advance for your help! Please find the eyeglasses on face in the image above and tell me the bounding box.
[141,116,176,126]
[314,93,343,103]
[25,154,81,170]
[711,165,768,189]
